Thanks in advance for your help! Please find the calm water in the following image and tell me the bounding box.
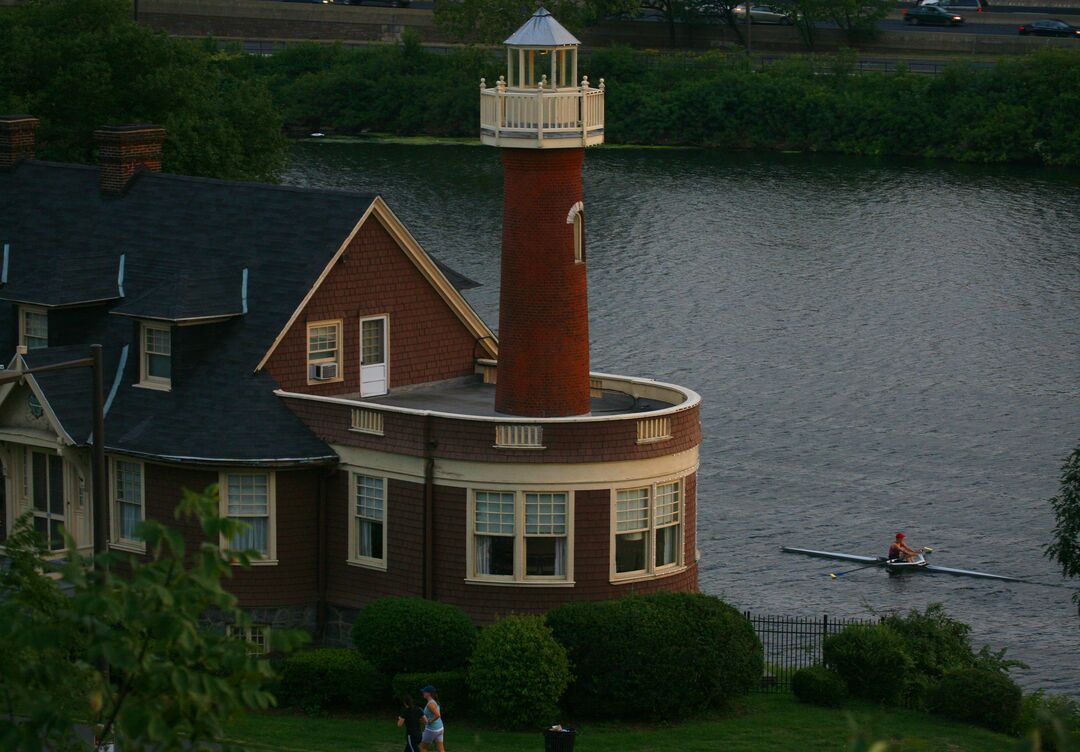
[285,142,1080,695]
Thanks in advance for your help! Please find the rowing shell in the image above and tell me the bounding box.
[781,546,1025,583]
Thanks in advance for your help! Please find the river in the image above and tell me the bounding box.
[284,142,1080,695]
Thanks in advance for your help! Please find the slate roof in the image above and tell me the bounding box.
[504,7,581,47]
[0,160,477,464]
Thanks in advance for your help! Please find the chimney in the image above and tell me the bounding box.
[0,115,40,168]
[94,124,167,193]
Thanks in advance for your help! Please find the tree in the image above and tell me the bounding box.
[0,0,287,181]
[1046,443,1080,617]
[0,487,307,752]
[826,0,893,42]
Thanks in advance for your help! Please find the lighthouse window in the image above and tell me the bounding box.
[573,211,585,263]
[615,488,649,574]
[471,490,573,583]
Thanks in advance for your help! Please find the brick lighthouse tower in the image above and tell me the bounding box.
[480,8,605,417]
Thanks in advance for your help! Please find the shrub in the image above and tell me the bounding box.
[791,666,847,708]
[823,624,912,704]
[352,597,476,675]
[546,593,763,721]
[928,667,1022,734]
[391,670,468,718]
[467,615,571,729]
[1021,692,1080,751]
[279,648,385,714]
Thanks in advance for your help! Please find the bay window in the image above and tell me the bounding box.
[221,471,276,562]
[472,490,571,583]
[612,479,684,579]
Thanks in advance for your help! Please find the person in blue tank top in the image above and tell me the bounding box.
[419,684,445,752]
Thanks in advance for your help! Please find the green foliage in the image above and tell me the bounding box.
[351,596,476,675]
[392,671,469,718]
[467,615,571,729]
[823,625,913,704]
[250,43,1080,168]
[0,0,286,180]
[1021,691,1080,752]
[434,0,635,45]
[280,648,385,714]
[792,666,848,708]
[0,487,307,752]
[546,592,763,721]
[1045,443,1080,616]
[928,668,1022,734]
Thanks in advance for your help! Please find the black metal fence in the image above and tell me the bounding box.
[744,612,880,693]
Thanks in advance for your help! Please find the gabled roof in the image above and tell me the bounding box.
[0,160,484,464]
[504,7,580,47]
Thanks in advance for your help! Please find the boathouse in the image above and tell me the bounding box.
[0,11,702,644]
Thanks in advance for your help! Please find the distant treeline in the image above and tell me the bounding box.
[242,39,1080,167]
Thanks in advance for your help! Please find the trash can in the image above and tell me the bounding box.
[543,726,576,752]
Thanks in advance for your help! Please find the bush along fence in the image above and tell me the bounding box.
[744,612,879,694]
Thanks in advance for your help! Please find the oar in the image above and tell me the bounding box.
[829,559,890,578]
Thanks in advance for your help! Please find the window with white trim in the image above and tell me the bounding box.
[351,473,386,568]
[350,408,384,436]
[472,490,570,582]
[140,322,171,389]
[19,306,48,350]
[227,624,270,655]
[221,472,275,561]
[637,416,672,444]
[494,424,544,449]
[27,449,66,551]
[112,458,145,546]
[307,320,342,383]
[613,480,684,577]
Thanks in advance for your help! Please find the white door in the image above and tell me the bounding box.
[360,316,388,397]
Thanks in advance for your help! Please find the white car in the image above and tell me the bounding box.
[732,4,796,24]
[917,0,986,11]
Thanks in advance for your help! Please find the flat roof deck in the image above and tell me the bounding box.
[351,376,677,419]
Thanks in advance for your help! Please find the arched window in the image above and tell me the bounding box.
[567,201,585,264]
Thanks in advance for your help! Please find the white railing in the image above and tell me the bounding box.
[480,76,605,144]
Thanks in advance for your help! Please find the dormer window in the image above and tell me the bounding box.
[307,320,342,384]
[139,322,171,390]
[19,305,48,350]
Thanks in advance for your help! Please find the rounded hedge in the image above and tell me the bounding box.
[352,597,476,675]
[467,615,571,729]
[279,648,384,714]
[929,668,1022,734]
[546,593,763,721]
[792,666,848,708]
[823,624,913,704]
[391,670,468,718]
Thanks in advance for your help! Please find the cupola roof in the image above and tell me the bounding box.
[504,7,580,47]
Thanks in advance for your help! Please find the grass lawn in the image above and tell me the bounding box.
[223,694,1017,752]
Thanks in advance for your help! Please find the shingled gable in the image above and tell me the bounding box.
[254,196,498,374]
[0,158,487,464]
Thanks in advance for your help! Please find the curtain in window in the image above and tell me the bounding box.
[553,537,566,576]
[120,501,141,540]
[475,535,493,575]
[232,517,268,554]
[227,473,270,555]
[359,519,375,558]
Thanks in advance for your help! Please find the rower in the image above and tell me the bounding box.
[888,532,919,562]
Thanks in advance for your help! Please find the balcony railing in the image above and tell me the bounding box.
[480,77,605,147]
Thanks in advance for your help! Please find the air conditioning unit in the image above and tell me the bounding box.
[310,362,339,381]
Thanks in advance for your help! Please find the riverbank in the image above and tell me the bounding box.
[247,42,1080,167]
[223,694,1018,751]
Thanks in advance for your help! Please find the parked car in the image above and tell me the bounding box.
[918,0,985,12]
[1018,19,1080,36]
[903,6,965,25]
[732,4,795,24]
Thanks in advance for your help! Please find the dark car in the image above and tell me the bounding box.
[903,5,965,25]
[1018,19,1080,37]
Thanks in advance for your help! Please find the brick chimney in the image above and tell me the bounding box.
[0,115,40,168]
[94,124,167,193]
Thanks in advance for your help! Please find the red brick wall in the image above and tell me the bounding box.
[142,462,320,608]
[496,148,591,417]
[285,395,702,465]
[324,472,699,623]
[265,217,479,395]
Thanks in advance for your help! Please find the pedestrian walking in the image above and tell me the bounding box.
[397,694,424,752]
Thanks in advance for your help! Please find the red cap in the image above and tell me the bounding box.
[896,532,905,539]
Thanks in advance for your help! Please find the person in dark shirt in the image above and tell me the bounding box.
[397,695,424,752]
[888,532,919,562]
